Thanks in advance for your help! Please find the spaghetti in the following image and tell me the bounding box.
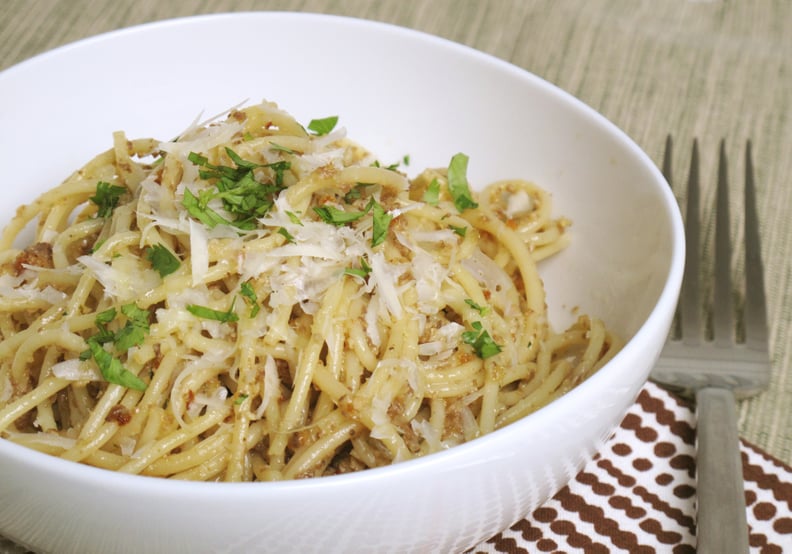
[0,100,620,481]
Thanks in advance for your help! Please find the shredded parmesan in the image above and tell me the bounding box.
[51,359,101,382]
[189,220,210,285]
[369,251,404,319]
[77,255,160,303]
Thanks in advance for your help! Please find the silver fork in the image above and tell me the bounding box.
[651,137,771,554]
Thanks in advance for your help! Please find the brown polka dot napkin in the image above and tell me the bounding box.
[473,382,792,553]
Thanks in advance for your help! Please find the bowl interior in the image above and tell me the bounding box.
[0,12,676,343]
[0,11,683,553]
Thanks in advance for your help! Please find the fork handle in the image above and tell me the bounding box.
[695,387,750,553]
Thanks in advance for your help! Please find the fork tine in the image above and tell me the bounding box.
[743,141,769,351]
[680,139,701,345]
[713,140,733,346]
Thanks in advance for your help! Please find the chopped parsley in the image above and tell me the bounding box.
[307,116,339,136]
[240,281,260,318]
[447,153,478,212]
[85,340,147,391]
[144,243,180,277]
[462,321,502,359]
[95,307,116,325]
[82,307,118,351]
[344,256,372,279]
[371,160,401,171]
[91,239,107,253]
[222,148,259,171]
[277,227,296,243]
[371,201,393,247]
[90,181,127,218]
[234,394,249,406]
[450,224,467,237]
[344,183,375,204]
[313,204,369,226]
[187,302,239,323]
[183,148,289,230]
[314,197,393,247]
[423,178,440,205]
[270,143,296,155]
[182,188,233,228]
[464,299,490,316]
[114,303,151,352]
[264,161,291,187]
[79,304,150,391]
[285,211,303,225]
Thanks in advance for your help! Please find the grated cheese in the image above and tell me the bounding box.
[51,359,101,382]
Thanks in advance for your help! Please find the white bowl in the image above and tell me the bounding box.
[0,12,684,554]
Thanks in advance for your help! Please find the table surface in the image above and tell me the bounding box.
[1,0,790,463]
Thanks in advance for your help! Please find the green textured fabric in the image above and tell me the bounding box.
[1,0,790,465]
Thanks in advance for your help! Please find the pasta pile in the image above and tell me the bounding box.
[0,100,620,481]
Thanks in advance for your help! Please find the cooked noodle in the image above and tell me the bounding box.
[0,100,620,481]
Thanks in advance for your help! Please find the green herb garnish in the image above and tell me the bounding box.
[265,161,291,187]
[270,143,296,155]
[462,321,502,359]
[450,225,467,237]
[344,183,375,204]
[89,307,117,345]
[223,148,259,170]
[344,257,372,279]
[85,340,147,391]
[277,227,296,243]
[464,299,490,316]
[240,282,260,318]
[187,303,239,323]
[91,239,107,253]
[314,197,392,247]
[79,304,150,391]
[183,148,289,229]
[113,303,151,352]
[371,160,401,171]
[307,116,339,136]
[447,153,478,212]
[285,211,303,225]
[371,201,393,247]
[182,188,232,228]
[313,205,369,226]
[90,181,127,218]
[144,243,180,277]
[423,178,440,205]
